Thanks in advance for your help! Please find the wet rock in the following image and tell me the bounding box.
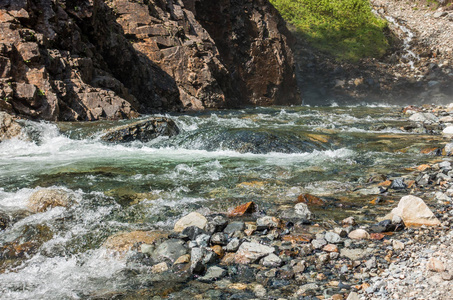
[101,118,179,143]
[190,247,215,274]
[383,195,440,227]
[0,112,22,142]
[227,201,257,217]
[27,189,72,213]
[427,257,446,272]
[234,242,275,264]
[205,215,228,233]
[296,193,325,206]
[0,211,10,230]
[348,229,370,240]
[294,203,313,219]
[174,212,208,232]
[390,178,407,189]
[260,253,282,267]
[199,266,227,282]
[409,112,438,122]
[223,221,245,235]
[103,231,168,253]
[152,239,187,263]
[181,226,207,241]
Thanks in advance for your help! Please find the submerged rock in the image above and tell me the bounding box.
[103,231,168,253]
[27,189,72,213]
[0,112,22,142]
[383,195,440,227]
[152,239,187,263]
[101,118,179,143]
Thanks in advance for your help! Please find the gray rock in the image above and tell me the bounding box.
[347,291,360,300]
[205,216,228,233]
[210,232,228,245]
[261,253,282,267]
[225,237,241,252]
[234,241,275,264]
[182,226,207,240]
[325,231,341,244]
[390,178,406,189]
[152,239,187,263]
[195,234,211,247]
[434,11,448,18]
[199,266,227,282]
[365,257,376,269]
[340,248,373,260]
[409,112,438,122]
[294,203,313,219]
[311,238,327,249]
[223,221,245,234]
[296,283,319,295]
[190,247,206,274]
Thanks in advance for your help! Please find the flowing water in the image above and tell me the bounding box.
[0,105,446,299]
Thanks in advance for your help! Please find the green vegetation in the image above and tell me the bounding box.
[37,89,46,96]
[270,0,391,61]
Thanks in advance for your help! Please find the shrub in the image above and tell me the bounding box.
[270,0,390,61]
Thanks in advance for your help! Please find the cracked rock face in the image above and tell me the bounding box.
[0,0,299,121]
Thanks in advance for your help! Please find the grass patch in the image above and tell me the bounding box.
[270,0,391,61]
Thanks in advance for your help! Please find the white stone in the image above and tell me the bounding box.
[261,253,282,267]
[348,229,370,240]
[174,212,207,232]
[384,195,440,227]
[294,203,312,219]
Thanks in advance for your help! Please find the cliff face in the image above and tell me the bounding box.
[0,0,299,121]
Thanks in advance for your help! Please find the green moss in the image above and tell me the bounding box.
[270,0,390,61]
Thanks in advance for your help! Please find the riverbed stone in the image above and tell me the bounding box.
[383,195,440,227]
[199,266,227,282]
[211,232,228,245]
[181,226,207,240]
[152,239,187,263]
[223,221,245,235]
[409,112,438,122]
[225,238,241,252]
[348,229,370,240]
[427,257,446,272]
[174,212,208,232]
[27,189,72,213]
[103,231,168,253]
[340,248,373,260]
[256,216,281,229]
[151,262,169,273]
[312,238,327,249]
[227,201,257,217]
[234,241,275,264]
[294,203,313,219]
[325,231,342,243]
[261,253,282,267]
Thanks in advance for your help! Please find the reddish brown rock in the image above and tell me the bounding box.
[227,201,257,217]
[296,193,326,206]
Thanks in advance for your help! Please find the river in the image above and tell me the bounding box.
[0,105,445,299]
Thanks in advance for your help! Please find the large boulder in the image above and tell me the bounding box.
[174,212,208,232]
[0,112,22,141]
[234,241,275,264]
[100,117,180,143]
[382,195,440,227]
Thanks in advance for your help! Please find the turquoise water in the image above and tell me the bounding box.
[0,106,445,298]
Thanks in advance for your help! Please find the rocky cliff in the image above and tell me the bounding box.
[0,0,299,121]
